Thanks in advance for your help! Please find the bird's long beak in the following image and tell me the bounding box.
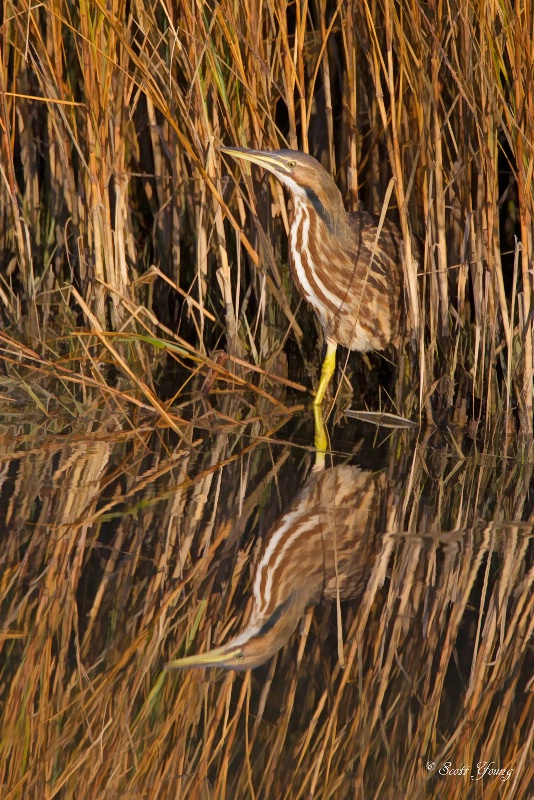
[164,643,242,670]
[220,146,291,174]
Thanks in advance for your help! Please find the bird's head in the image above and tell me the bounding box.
[220,146,346,224]
[165,591,308,671]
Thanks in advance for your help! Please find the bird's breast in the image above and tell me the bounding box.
[288,199,401,351]
[251,465,380,625]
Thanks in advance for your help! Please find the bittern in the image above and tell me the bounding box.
[220,146,405,406]
[165,465,381,670]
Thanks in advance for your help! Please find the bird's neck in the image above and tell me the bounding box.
[287,193,350,293]
[289,189,347,236]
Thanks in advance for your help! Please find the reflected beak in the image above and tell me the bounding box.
[164,643,242,670]
[220,146,290,175]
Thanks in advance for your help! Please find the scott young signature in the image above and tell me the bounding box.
[426,760,514,782]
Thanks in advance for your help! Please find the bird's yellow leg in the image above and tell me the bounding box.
[313,340,337,407]
[313,403,328,465]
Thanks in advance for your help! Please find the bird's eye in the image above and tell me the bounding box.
[287,160,297,168]
[235,652,245,661]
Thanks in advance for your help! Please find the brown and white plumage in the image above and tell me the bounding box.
[165,465,382,670]
[219,147,405,405]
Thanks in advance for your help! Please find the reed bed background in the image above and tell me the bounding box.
[1,0,533,797]
[1,0,533,432]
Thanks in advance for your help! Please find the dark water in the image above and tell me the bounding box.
[0,403,532,798]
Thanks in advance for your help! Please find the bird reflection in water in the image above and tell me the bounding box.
[165,463,382,671]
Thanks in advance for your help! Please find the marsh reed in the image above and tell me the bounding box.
[2,0,533,432]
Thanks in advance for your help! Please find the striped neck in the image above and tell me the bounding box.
[288,196,347,326]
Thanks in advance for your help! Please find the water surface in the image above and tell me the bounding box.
[0,402,532,798]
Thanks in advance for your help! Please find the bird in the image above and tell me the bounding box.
[165,465,382,670]
[219,146,405,406]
